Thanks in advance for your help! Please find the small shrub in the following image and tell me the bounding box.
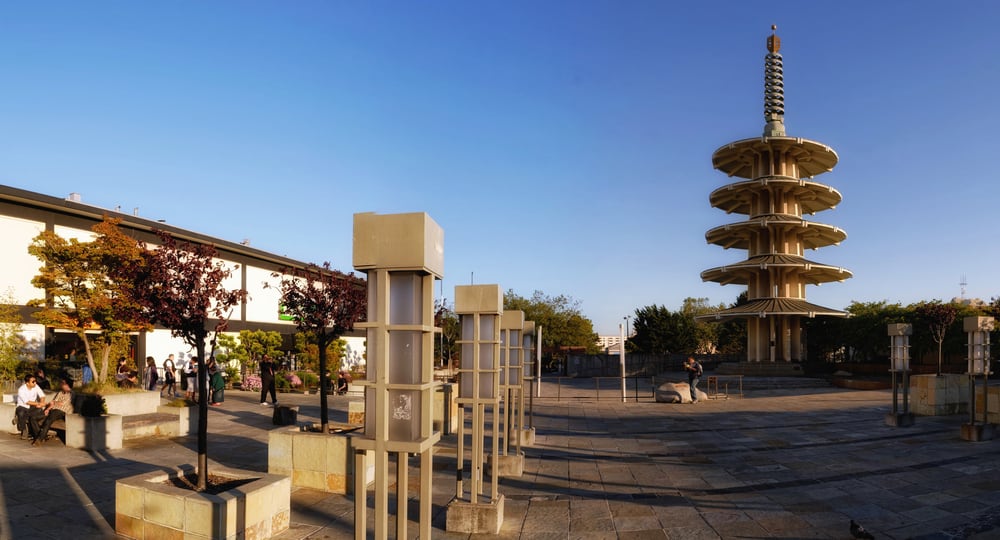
[275,371,291,391]
[297,370,319,389]
[78,394,107,417]
[243,374,262,391]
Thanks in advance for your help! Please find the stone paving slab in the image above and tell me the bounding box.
[0,382,998,539]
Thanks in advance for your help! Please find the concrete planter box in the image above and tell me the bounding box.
[116,467,290,540]
[103,390,162,416]
[913,374,969,416]
[156,405,199,437]
[66,414,123,451]
[434,382,458,433]
[268,427,374,494]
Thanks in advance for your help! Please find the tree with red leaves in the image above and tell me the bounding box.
[133,231,246,491]
[270,262,365,433]
[914,301,958,377]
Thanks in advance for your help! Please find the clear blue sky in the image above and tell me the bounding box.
[3,2,999,335]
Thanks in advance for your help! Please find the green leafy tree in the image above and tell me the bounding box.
[0,289,27,382]
[679,297,720,354]
[434,299,459,368]
[130,230,246,491]
[27,217,149,386]
[629,304,699,354]
[714,293,748,355]
[293,333,346,373]
[239,329,284,367]
[503,290,600,368]
[270,262,365,433]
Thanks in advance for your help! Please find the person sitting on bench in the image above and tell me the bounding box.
[31,377,74,446]
[15,373,46,440]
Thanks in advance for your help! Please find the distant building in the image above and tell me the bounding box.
[597,335,628,354]
[0,184,365,368]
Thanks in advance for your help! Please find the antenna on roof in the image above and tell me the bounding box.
[960,274,967,300]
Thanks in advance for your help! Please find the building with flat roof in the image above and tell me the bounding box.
[0,183,366,370]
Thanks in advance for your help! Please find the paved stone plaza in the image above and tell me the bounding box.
[1,377,998,539]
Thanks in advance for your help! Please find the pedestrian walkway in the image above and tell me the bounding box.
[0,382,997,539]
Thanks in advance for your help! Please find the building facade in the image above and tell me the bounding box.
[0,183,365,371]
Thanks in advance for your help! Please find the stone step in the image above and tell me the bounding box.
[123,412,178,439]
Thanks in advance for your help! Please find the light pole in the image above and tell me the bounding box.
[624,315,631,339]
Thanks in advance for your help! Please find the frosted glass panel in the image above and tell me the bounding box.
[365,388,376,435]
[367,280,378,321]
[480,372,494,399]
[480,315,495,339]
[389,272,422,325]
[462,315,474,339]
[479,343,493,370]
[388,389,421,441]
[389,331,421,384]
[460,371,473,398]
[461,343,474,367]
[366,328,379,380]
[509,349,520,367]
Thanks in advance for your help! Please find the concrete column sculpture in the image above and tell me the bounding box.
[886,323,914,427]
[352,212,443,540]
[446,284,504,533]
[519,321,536,446]
[961,316,994,442]
[492,309,525,476]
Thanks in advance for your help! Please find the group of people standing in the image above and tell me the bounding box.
[13,373,73,446]
[158,354,226,405]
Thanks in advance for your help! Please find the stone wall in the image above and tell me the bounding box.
[912,374,969,416]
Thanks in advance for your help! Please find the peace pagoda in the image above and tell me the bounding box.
[700,27,851,363]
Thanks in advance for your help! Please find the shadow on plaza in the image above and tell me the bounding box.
[0,452,163,539]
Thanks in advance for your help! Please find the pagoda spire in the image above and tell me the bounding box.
[764,25,786,137]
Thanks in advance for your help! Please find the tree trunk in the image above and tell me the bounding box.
[937,340,943,377]
[81,334,99,384]
[318,331,329,433]
[196,338,209,491]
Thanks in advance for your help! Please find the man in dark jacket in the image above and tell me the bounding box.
[259,355,278,407]
[684,356,703,403]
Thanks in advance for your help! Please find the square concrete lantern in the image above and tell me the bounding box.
[353,211,444,276]
[518,321,536,447]
[352,211,443,540]
[492,309,525,477]
[962,316,994,442]
[447,284,504,534]
[886,323,914,427]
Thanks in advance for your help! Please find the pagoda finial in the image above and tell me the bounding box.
[763,25,786,136]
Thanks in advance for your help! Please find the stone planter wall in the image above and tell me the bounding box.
[116,467,291,540]
[66,414,123,451]
[155,405,198,437]
[912,374,969,416]
[268,428,374,494]
[102,390,162,416]
[974,385,1000,424]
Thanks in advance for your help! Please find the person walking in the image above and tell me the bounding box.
[210,365,225,405]
[161,355,177,398]
[144,356,159,391]
[259,355,278,407]
[684,356,703,403]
